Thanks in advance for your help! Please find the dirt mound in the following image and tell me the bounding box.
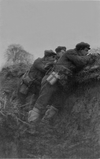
[0,56,100,158]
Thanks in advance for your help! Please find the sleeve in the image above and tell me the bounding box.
[65,51,92,67]
[44,61,55,71]
[34,58,46,72]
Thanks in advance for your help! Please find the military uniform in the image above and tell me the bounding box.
[18,50,56,105]
[55,46,66,53]
[28,42,95,123]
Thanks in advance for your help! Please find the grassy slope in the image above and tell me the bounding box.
[0,57,100,158]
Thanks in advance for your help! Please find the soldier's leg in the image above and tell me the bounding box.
[28,80,58,123]
[42,85,66,122]
[53,87,66,110]
[26,84,40,109]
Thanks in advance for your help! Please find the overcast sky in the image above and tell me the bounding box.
[0,0,100,60]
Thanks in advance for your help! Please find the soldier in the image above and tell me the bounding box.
[44,46,67,73]
[18,50,56,107]
[55,46,66,60]
[28,42,95,126]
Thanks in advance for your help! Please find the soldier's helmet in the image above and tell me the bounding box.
[44,50,56,57]
[75,42,90,51]
[55,46,66,53]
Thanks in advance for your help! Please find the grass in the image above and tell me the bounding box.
[0,54,100,158]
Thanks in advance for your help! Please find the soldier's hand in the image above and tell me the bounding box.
[45,63,53,70]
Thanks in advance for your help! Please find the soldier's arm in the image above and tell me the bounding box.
[44,61,55,71]
[34,58,46,72]
[65,51,93,67]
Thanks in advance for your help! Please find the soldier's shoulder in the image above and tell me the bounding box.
[34,57,42,63]
[65,49,77,55]
[35,57,42,61]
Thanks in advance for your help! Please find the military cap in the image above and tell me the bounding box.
[44,50,56,57]
[75,42,90,51]
[55,46,66,53]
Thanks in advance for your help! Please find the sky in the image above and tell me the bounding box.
[0,0,100,64]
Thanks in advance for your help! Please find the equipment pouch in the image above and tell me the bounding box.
[46,72,60,85]
[22,72,32,85]
[19,72,32,95]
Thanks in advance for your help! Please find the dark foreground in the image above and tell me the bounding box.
[0,61,100,159]
[0,124,100,159]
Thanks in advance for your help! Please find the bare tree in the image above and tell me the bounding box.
[5,44,34,65]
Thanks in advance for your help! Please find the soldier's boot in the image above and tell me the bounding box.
[27,107,40,134]
[28,107,40,123]
[42,105,58,124]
